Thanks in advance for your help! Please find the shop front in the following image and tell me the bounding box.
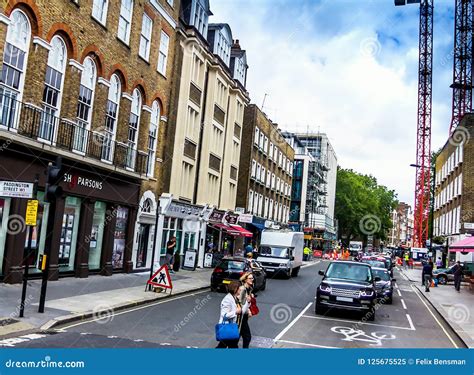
[155,194,208,271]
[0,148,141,284]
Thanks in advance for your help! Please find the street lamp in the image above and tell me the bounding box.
[409,163,436,256]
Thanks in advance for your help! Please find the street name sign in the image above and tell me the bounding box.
[0,181,34,199]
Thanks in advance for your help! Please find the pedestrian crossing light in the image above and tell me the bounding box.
[45,157,63,202]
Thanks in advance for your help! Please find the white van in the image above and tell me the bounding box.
[257,230,304,278]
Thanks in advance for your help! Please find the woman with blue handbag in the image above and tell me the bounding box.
[216,281,247,348]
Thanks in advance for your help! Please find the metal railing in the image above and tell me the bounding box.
[0,93,148,175]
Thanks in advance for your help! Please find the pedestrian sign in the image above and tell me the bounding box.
[25,200,39,226]
[147,264,173,289]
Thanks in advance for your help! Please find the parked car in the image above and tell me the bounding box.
[315,261,380,321]
[360,256,387,270]
[433,263,470,285]
[371,267,395,304]
[210,257,267,292]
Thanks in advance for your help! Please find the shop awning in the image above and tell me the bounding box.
[229,225,253,238]
[449,237,474,252]
[250,222,265,231]
[209,223,241,236]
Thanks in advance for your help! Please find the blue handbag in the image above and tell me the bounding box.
[215,314,240,341]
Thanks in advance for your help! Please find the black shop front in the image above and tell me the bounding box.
[0,147,141,284]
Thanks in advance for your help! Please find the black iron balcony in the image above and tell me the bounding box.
[0,93,148,175]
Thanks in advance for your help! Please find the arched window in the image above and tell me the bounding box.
[147,100,160,177]
[126,88,141,168]
[142,198,153,213]
[75,56,97,152]
[39,36,67,141]
[0,9,31,130]
[102,74,121,161]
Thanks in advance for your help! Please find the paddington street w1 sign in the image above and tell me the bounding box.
[0,181,34,199]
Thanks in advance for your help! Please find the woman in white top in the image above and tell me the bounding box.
[216,281,248,348]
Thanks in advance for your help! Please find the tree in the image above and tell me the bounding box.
[335,167,398,245]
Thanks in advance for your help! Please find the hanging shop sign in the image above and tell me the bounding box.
[209,209,225,223]
[224,212,239,225]
[165,201,202,219]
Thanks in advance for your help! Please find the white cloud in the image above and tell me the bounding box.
[211,0,454,205]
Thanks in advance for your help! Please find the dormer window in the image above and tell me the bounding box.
[193,0,208,38]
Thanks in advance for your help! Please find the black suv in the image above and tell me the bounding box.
[315,261,379,321]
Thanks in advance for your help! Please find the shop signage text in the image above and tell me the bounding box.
[64,173,104,191]
[166,201,202,218]
[238,214,253,224]
[0,181,33,198]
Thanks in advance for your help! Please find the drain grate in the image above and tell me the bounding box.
[0,318,19,327]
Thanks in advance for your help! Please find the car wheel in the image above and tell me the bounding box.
[438,275,448,285]
[315,301,326,315]
[386,296,393,304]
[210,285,217,292]
[285,269,292,279]
[366,307,376,321]
[291,267,300,277]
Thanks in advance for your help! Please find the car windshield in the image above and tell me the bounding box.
[259,246,289,258]
[326,263,373,282]
[218,260,245,271]
[362,260,386,269]
[372,269,390,281]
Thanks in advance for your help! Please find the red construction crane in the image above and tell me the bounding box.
[396,0,433,248]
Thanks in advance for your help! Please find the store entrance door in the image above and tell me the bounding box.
[136,224,151,269]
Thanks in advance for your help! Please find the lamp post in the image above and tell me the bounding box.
[410,163,436,257]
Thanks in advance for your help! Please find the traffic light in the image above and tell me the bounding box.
[45,157,63,202]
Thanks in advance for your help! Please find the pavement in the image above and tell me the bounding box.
[400,267,474,348]
[3,259,465,349]
[0,267,213,338]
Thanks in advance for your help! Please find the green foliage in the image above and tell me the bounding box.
[335,167,398,243]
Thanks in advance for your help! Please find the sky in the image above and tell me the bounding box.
[210,0,457,205]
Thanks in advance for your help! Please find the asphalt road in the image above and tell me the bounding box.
[7,261,466,349]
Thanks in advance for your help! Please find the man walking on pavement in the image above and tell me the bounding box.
[422,260,433,292]
[166,236,177,274]
[452,260,463,293]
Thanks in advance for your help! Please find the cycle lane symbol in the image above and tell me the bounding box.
[331,326,396,346]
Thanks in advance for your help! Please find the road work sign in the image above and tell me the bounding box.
[147,265,173,289]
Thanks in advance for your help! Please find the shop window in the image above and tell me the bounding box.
[59,197,81,272]
[88,201,106,270]
[0,198,11,275]
[113,206,129,269]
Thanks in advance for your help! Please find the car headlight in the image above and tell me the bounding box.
[360,289,374,297]
[279,263,288,268]
[319,283,332,293]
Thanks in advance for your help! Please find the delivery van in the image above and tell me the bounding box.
[257,229,304,278]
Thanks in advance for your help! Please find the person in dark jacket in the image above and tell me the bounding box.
[422,261,433,292]
[452,261,463,292]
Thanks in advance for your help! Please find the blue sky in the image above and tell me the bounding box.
[212,0,458,205]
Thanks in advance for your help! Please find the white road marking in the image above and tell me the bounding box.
[274,302,313,342]
[401,299,407,310]
[61,290,210,330]
[277,339,338,349]
[400,272,409,281]
[395,283,399,289]
[411,285,458,348]
[397,289,402,297]
[301,314,415,331]
[331,326,396,346]
[406,314,415,331]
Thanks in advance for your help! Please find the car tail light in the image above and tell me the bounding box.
[214,268,223,273]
